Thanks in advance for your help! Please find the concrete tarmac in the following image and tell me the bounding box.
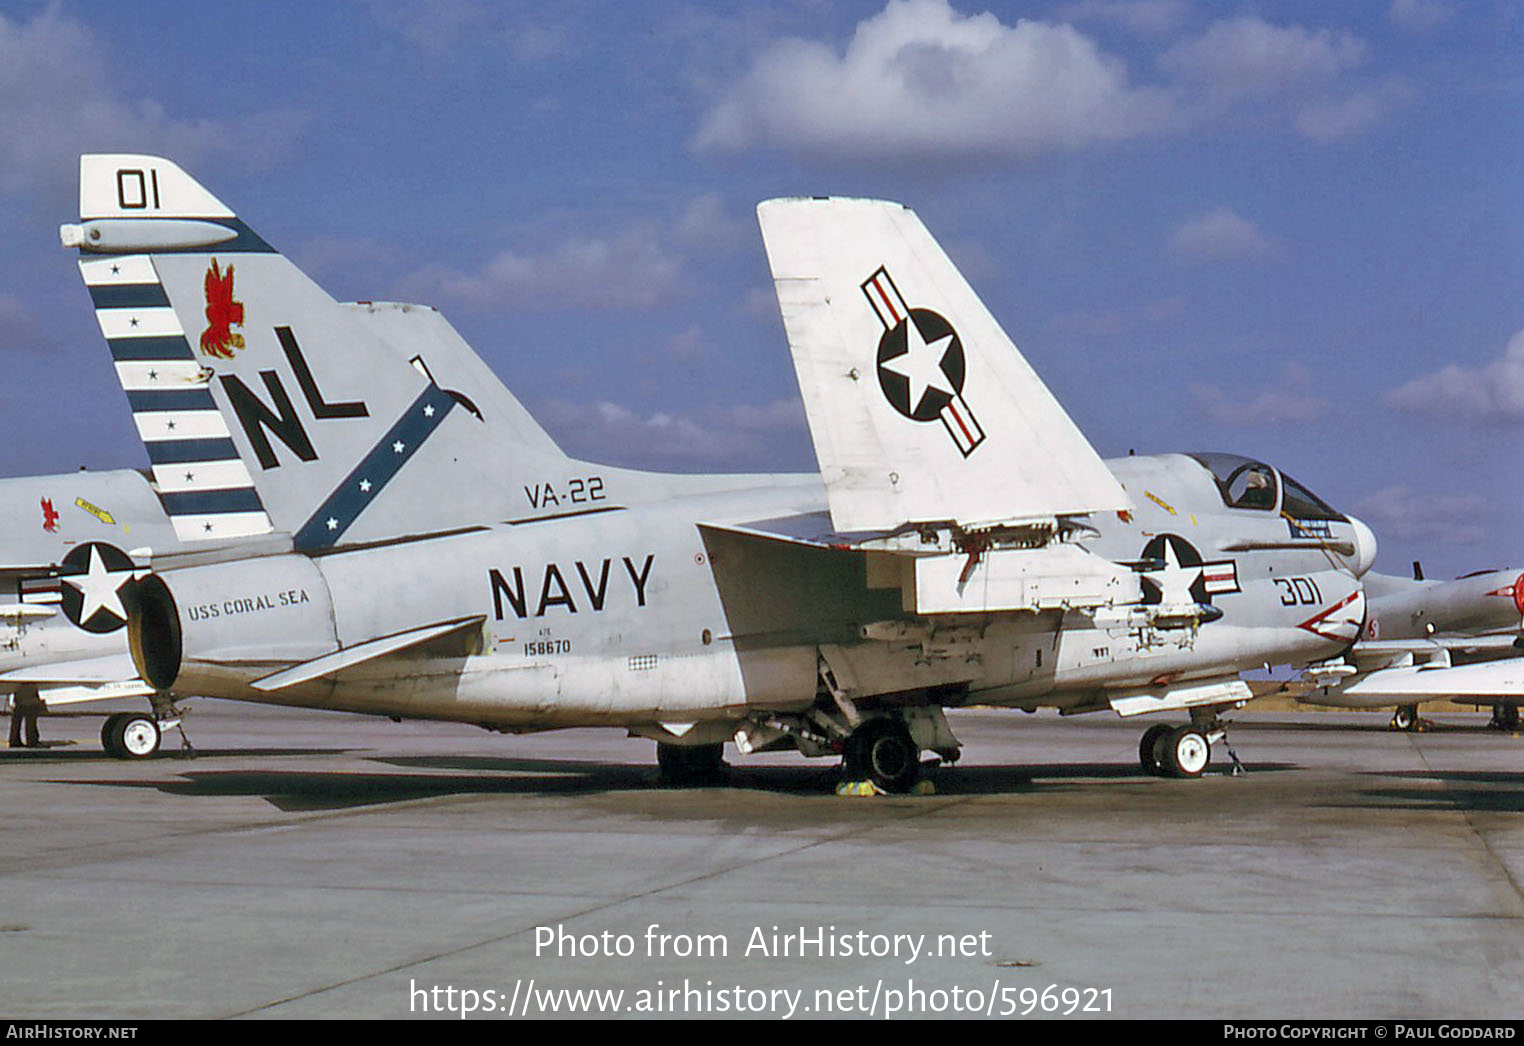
[0,701,1520,1020]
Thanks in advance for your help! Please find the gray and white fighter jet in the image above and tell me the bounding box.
[59,156,1376,789]
[0,468,185,755]
[1297,566,1524,731]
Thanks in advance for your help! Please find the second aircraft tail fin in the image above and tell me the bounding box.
[757,197,1128,534]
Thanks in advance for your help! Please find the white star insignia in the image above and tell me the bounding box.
[423,404,435,418]
[881,317,955,415]
[326,517,338,531]
[1146,542,1203,607]
[359,479,372,493]
[64,547,132,623]
[393,441,405,454]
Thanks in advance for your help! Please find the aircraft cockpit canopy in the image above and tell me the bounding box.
[1188,453,1346,522]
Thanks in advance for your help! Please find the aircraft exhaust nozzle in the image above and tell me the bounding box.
[1347,516,1378,577]
[127,574,182,691]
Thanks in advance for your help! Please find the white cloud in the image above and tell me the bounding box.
[1295,79,1412,141]
[1384,330,1524,426]
[1191,363,1330,425]
[0,10,305,195]
[1157,16,1408,142]
[401,228,684,311]
[1350,484,1486,545]
[1168,207,1272,260]
[672,193,750,251]
[399,190,755,313]
[534,397,808,471]
[1159,16,1367,101]
[695,0,1171,162]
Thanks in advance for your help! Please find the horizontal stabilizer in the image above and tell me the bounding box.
[757,197,1129,533]
[250,615,485,691]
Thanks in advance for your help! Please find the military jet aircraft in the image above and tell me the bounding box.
[1296,566,1524,731]
[0,468,185,755]
[57,155,1375,789]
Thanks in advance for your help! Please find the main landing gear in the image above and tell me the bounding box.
[842,716,921,794]
[1389,704,1430,732]
[1487,703,1520,733]
[1139,714,1230,779]
[101,713,161,759]
[99,696,192,760]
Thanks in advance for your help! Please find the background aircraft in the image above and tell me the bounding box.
[0,469,184,755]
[61,155,1376,789]
[1294,566,1524,731]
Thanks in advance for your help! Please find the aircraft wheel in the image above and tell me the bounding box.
[1159,726,1210,779]
[100,713,128,757]
[656,742,726,786]
[1488,704,1520,732]
[843,717,920,794]
[116,715,161,759]
[1390,705,1418,731]
[1139,724,1172,775]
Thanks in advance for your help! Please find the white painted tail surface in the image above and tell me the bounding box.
[757,197,1128,533]
[68,154,567,550]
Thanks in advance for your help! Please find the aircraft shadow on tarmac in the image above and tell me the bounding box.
[47,755,1297,812]
[1340,769,1524,814]
[4,745,350,761]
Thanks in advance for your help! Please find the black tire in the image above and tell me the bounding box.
[843,717,920,793]
[1488,704,1519,732]
[656,742,726,786]
[1159,726,1210,779]
[101,713,127,757]
[1391,705,1417,731]
[1139,724,1172,775]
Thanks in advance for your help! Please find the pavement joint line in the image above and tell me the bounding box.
[1407,731,1524,914]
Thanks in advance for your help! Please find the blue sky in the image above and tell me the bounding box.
[0,0,1519,578]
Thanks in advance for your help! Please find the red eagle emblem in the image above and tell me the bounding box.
[40,497,59,533]
[200,259,246,359]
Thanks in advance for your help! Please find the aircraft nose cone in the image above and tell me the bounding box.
[1347,515,1378,577]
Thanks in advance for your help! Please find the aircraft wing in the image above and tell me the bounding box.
[1340,657,1524,701]
[0,653,143,685]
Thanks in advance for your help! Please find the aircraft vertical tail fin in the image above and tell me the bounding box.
[63,155,566,548]
[757,197,1128,534]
